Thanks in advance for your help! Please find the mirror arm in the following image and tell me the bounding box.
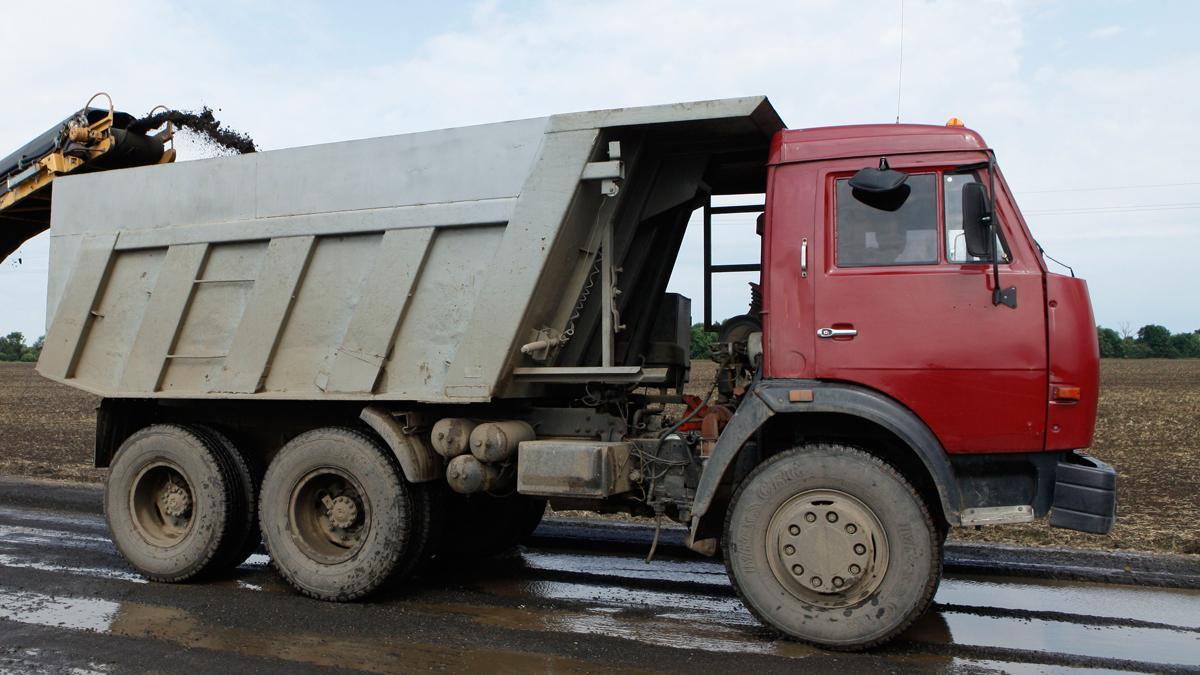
[986,152,1017,309]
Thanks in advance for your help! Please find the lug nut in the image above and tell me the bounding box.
[811,576,823,587]
[792,564,803,575]
[833,577,844,588]
[788,525,800,536]
[826,512,838,523]
[784,544,796,555]
[854,543,866,555]
[805,512,816,523]
[845,524,857,534]
[849,564,861,575]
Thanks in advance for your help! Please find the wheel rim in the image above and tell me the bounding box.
[288,468,370,565]
[129,461,195,548]
[764,489,889,608]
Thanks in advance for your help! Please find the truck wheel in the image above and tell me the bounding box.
[191,426,264,571]
[723,444,940,650]
[104,424,242,582]
[392,480,436,582]
[259,427,413,601]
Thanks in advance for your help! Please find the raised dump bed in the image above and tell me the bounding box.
[38,97,782,402]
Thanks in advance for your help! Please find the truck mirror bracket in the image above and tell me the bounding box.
[994,286,1017,309]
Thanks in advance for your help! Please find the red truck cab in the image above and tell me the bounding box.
[694,122,1113,548]
[692,121,1115,648]
[765,122,1100,453]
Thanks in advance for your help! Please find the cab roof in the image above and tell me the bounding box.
[769,123,989,165]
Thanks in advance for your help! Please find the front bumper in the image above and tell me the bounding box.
[1049,452,1117,534]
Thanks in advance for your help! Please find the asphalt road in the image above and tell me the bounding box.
[0,478,1197,674]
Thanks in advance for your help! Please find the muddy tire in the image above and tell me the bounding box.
[723,444,940,650]
[392,480,436,582]
[104,424,242,582]
[196,426,263,570]
[259,427,413,601]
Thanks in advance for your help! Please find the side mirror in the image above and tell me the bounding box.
[961,182,992,259]
[849,157,908,193]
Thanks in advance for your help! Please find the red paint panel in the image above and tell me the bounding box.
[770,124,987,165]
[812,266,1048,453]
[822,368,1048,451]
[762,163,816,379]
[1046,274,1100,450]
[806,157,1047,454]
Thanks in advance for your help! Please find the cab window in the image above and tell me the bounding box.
[944,172,1009,263]
[836,174,937,267]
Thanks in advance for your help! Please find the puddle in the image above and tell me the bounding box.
[0,523,112,546]
[938,574,1200,629]
[0,590,120,632]
[241,553,271,568]
[907,608,1200,668]
[0,587,615,673]
[0,553,146,584]
[520,550,729,586]
[483,576,751,619]
[0,507,108,534]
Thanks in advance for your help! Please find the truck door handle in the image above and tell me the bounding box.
[801,238,808,278]
[817,327,857,338]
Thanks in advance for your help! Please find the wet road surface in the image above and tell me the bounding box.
[0,479,1197,673]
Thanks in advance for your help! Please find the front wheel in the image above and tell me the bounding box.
[722,444,940,650]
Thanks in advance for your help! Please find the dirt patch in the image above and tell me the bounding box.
[2,360,1197,555]
[949,359,1200,555]
[0,364,103,483]
[128,107,257,155]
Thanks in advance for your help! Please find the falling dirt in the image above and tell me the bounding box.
[128,107,257,155]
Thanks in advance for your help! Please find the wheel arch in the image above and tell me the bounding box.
[691,380,962,540]
[358,406,442,483]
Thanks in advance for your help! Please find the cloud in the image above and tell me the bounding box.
[1089,25,1123,39]
[1,0,1197,334]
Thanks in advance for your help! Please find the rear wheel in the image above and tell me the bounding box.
[104,424,242,582]
[723,444,940,650]
[259,427,414,601]
[196,426,262,570]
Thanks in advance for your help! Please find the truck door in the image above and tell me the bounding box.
[812,161,1047,454]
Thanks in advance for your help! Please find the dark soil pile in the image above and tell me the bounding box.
[129,107,257,154]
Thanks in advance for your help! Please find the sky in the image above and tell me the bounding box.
[2,0,1198,339]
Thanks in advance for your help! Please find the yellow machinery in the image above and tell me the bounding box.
[0,93,174,262]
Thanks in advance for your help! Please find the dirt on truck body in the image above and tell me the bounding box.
[13,96,1117,650]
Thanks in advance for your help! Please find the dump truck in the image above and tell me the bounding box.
[5,95,1117,650]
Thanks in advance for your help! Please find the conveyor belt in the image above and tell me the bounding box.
[0,94,172,262]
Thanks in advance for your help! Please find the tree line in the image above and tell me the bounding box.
[0,332,44,362]
[8,325,1198,364]
[695,322,1200,360]
[1097,325,1200,359]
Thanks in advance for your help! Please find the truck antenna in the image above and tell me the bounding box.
[895,0,906,123]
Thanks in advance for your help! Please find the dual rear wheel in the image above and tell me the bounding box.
[105,423,536,599]
[104,424,260,582]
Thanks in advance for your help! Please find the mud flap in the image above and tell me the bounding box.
[1049,452,1116,534]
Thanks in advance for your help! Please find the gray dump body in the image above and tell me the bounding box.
[38,97,783,402]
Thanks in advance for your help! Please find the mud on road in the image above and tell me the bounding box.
[0,479,1197,674]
